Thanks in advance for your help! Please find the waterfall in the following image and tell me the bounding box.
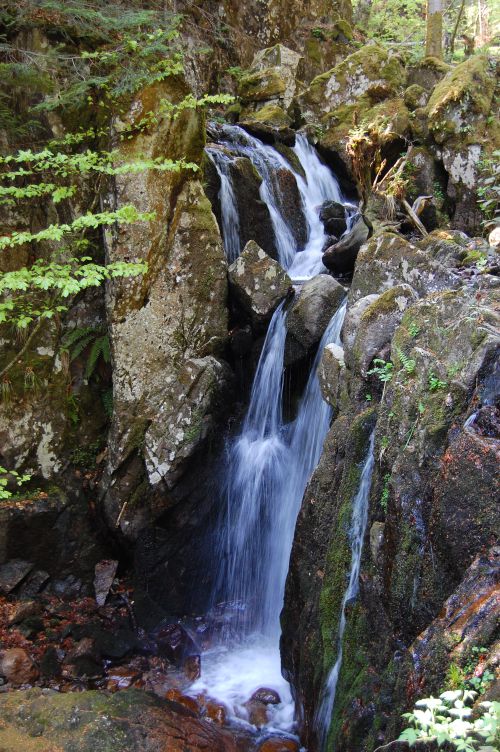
[206,124,354,277]
[206,147,241,263]
[190,300,347,729]
[315,432,376,750]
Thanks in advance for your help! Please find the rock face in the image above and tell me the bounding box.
[285,275,346,365]
[322,215,370,273]
[281,218,500,751]
[228,241,292,330]
[0,688,238,752]
[103,80,230,554]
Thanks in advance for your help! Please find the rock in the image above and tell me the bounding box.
[106,665,141,692]
[244,699,269,727]
[0,559,33,594]
[144,356,234,491]
[407,56,452,91]
[322,215,371,273]
[153,622,199,666]
[239,45,304,117]
[403,84,428,110]
[239,104,295,144]
[259,738,300,752]
[489,226,500,248]
[341,294,380,355]
[251,687,281,705]
[8,600,42,625]
[228,240,292,330]
[0,688,238,752]
[298,43,406,121]
[183,654,201,681]
[94,559,118,607]
[319,200,347,237]
[370,522,385,566]
[285,274,345,365]
[39,647,61,679]
[165,688,201,716]
[347,284,418,376]
[64,637,102,678]
[50,574,83,600]
[204,700,228,726]
[18,569,50,597]
[0,648,39,686]
[349,232,459,303]
[318,343,345,407]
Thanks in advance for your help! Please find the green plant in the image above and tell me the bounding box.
[380,473,391,513]
[311,27,326,39]
[62,326,110,381]
[428,371,448,391]
[396,347,416,375]
[368,358,394,383]
[446,663,466,690]
[0,466,31,500]
[408,321,421,338]
[397,690,499,752]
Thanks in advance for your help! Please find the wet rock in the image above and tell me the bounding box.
[153,622,199,666]
[318,343,345,408]
[319,200,347,237]
[259,739,300,752]
[244,699,269,727]
[39,647,61,679]
[228,240,292,330]
[64,637,102,679]
[0,648,39,685]
[204,699,228,726]
[106,665,141,691]
[0,559,33,594]
[165,688,201,715]
[322,215,371,274]
[94,559,118,607]
[183,654,201,681]
[251,687,281,704]
[0,688,238,751]
[370,522,385,567]
[285,274,345,365]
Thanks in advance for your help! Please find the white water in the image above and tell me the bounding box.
[207,124,355,277]
[315,432,376,750]
[190,301,348,730]
[206,147,241,263]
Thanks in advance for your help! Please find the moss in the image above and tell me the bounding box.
[404,84,427,110]
[241,103,292,127]
[238,67,287,102]
[426,55,495,143]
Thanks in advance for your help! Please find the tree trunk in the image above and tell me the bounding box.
[449,0,466,56]
[426,0,443,58]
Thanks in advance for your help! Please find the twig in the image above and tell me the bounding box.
[403,199,429,237]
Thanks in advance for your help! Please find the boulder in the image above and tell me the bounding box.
[259,739,299,752]
[403,84,428,110]
[0,688,238,752]
[349,232,460,304]
[239,44,304,114]
[0,559,33,594]
[285,274,346,365]
[318,342,345,407]
[228,240,292,330]
[407,56,452,91]
[347,284,418,376]
[144,356,233,491]
[251,687,281,705]
[319,200,347,237]
[0,648,39,686]
[322,215,371,273]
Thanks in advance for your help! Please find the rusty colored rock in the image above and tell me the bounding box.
[204,700,228,726]
[259,738,300,752]
[244,699,269,727]
[0,648,39,686]
[165,688,201,716]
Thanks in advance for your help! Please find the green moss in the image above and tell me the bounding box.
[238,67,287,102]
[241,103,292,127]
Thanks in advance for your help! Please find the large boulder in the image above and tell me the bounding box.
[238,44,304,116]
[322,215,371,273]
[285,274,346,365]
[228,240,292,330]
[0,688,237,752]
[103,78,231,580]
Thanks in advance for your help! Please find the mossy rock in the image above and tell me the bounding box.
[238,67,288,102]
[407,56,452,92]
[426,54,496,145]
[404,83,428,110]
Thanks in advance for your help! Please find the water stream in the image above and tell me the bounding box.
[315,432,376,750]
[193,126,356,738]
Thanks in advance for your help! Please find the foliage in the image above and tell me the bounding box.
[380,472,391,512]
[398,690,499,751]
[61,325,110,380]
[428,371,448,391]
[396,347,416,375]
[477,150,500,232]
[368,358,394,383]
[0,466,30,500]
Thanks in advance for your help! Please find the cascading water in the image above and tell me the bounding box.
[190,301,347,730]
[206,124,354,277]
[315,432,376,750]
[206,147,241,263]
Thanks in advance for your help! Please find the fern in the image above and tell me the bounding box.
[61,326,110,379]
[84,334,110,379]
[396,346,416,374]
